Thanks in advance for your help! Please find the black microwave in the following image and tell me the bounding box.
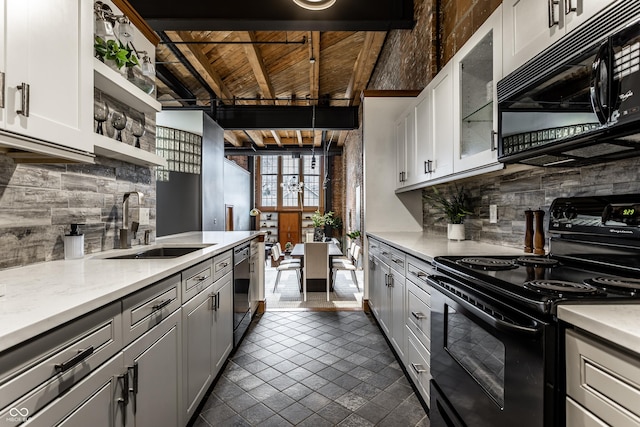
[497,2,640,167]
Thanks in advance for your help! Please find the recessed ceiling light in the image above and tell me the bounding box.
[292,0,336,11]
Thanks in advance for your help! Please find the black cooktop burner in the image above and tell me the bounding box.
[585,277,640,294]
[524,280,600,296]
[516,257,559,268]
[457,257,518,271]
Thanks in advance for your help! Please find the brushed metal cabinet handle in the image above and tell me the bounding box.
[548,0,560,28]
[0,72,5,109]
[490,130,498,151]
[411,311,426,320]
[55,346,94,372]
[411,363,427,374]
[152,299,171,311]
[17,82,30,117]
[564,0,576,14]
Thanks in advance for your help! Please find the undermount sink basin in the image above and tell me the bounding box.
[104,246,211,260]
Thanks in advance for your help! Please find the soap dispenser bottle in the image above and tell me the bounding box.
[64,224,85,260]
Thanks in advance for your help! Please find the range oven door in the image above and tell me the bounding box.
[428,274,551,427]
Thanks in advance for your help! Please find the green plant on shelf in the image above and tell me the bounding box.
[94,36,139,69]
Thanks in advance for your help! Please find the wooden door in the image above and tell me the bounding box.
[225,205,234,231]
[279,212,300,246]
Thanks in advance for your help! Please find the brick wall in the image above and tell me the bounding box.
[0,90,157,269]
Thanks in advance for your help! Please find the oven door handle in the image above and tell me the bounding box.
[428,276,542,336]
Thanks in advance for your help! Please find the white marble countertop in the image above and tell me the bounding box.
[366,231,525,261]
[558,304,640,355]
[0,231,261,353]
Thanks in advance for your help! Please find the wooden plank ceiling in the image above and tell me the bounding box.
[155,30,386,148]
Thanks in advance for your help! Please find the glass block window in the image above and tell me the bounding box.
[155,126,202,182]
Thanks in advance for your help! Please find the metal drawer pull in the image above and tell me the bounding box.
[411,311,427,320]
[381,251,389,256]
[424,160,433,174]
[117,371,129,406]
[0,71,5,109]
[548,0,560,28]
[564,0,576,14]
[196,274,209,281]
[128,363,139,413]
[17,83,30,117]
[490,130,497,151]
[411,363,427,374]
[55,346,94,373]
[392,258,404,265]
[152,299,171,311]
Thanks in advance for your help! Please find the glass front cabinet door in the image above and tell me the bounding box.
[452,5,502,173]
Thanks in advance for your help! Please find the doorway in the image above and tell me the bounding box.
[279,212,300,246]
[225,205,234,231]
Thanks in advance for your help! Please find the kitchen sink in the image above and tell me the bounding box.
[103,245,213,260]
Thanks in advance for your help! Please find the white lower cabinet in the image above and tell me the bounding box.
[389,267,406,361]
[123,309,181,427]
[407,329,431,403]
[212,272,234,375]
[566,328,640,427]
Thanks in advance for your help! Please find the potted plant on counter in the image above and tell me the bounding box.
[424,185,473,241]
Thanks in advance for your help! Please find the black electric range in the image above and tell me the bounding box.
[428,194,640,427]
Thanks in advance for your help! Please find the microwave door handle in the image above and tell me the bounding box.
[590,41,611,125]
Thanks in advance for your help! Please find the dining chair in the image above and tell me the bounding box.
[271,244,300,267]
[303,242,330,302]
[332,245,360,291]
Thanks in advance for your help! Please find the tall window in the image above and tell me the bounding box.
[260,156,278,207]
[258,155,322,210]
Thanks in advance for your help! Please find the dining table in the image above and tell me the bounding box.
[289,242,343,291]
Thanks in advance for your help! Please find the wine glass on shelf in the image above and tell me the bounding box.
[94,99,109,135]
[131,118,145,148]
[111,109,127,142]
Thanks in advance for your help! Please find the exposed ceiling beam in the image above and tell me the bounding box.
[216,106,359,130]
[314,130,323,147]
[225,145,342,156]
[224,131,243,147]
[263,137,316,145]
[271,130,283,147]
[245,130,266,147]
[238,31,276,104]
[155,63,197,106]
[337,131,347,147]
[168,31,235,102]
[309,31,320,106]
[296,130,303,146]
[344,31,387,107]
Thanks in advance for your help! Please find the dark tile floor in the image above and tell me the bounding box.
[191,311,430,426]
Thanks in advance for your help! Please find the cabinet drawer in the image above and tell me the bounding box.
[368,239,381,258]
[213,251,233,281]
[407,329,431,404]
[406,282,430,351]
[123,274,181,344]
[406,256,435,291]
[250,238,259,253]
[388,248,406,275]
[566,397,608,427]
[566,329,640,426]
[0,303,122,421]
[182,258,214,302]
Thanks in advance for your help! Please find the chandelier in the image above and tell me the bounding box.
[281,176,304,194]
[292,0,336,11]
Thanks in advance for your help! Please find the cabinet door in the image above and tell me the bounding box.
[395,119,406,188]
[404,107,417,185]
[563,0,617,34]
[389,269,405,361]
[377,261,392,336]
[415,89,433,183]
[453,6,502,173]
[4,0,92,153]
[124,310,181,427]
[213,272,233,375]
[23,354,124,427]
[182,283,215,422]
[367,254,379,316]
[430,62,455,179]
[502,0,564,74]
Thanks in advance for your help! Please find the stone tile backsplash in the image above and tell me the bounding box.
[422,157,640,249]
[0,90,157,270]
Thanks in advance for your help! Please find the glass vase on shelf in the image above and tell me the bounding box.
[126,66,155,95]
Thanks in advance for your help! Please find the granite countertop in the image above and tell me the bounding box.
[0,231,262,353]
[366,231,525,261]
[558,304,640,355]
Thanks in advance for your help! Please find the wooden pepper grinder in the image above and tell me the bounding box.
[524,209,533,253]
[533,209,546,255]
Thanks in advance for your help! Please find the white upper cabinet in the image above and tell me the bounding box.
[452,5,502,173]
[428,62,454,180]
[503,0,617,75]
[395,104,417,189]
[3,0,93,156]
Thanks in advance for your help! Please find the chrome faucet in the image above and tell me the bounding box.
[120,191,143,248]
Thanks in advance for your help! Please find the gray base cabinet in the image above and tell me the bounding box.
[212,272,233,375]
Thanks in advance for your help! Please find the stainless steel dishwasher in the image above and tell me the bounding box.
[233,244,251,347]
